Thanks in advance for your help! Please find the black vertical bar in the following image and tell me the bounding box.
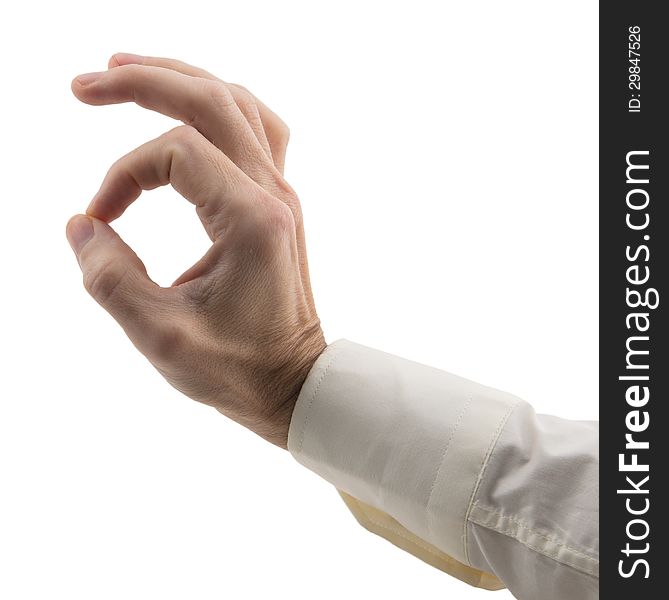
[600,3,668,597]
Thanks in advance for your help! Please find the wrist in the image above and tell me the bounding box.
[257,329,327,449]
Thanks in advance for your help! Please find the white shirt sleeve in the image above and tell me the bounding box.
[287,340,599,600]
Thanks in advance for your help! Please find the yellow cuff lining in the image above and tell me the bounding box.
[338,490,504,591]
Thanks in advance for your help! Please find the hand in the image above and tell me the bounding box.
[66,53,326,448]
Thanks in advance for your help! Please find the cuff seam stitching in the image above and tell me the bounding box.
[468,505,599,577]
[425,396,473,537]
[462,399,522,565]
[471,503,599,561]
[294,345,343,455]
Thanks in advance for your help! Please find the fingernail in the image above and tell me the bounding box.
[66,215,94,255]
[113,52,144,66]
[76,72,103,86]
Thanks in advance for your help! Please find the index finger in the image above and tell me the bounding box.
[88,125,260,242]
[108,53,290,173]
[72,64,275,186]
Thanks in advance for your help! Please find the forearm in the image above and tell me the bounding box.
[287,340,599,599]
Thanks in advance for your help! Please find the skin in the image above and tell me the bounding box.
[66,53,327,449]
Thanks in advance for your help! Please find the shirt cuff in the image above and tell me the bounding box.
[287,339,520,566]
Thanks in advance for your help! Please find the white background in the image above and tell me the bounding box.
[0,1,598,598]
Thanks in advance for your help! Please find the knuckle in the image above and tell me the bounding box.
[272,182,302,226]
[236,99,258,121]
[202,79,236,110]
[270,199,294,228]
[255,197,294,235]
[147,322,187,365]
[169,124,201,146]
[115,64,145,98]
[232,90,257,117]
[237,190,301,245]
[166,126,205,165]
[83,260,128,306]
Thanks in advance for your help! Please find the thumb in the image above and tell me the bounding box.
[66,214,165,348]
